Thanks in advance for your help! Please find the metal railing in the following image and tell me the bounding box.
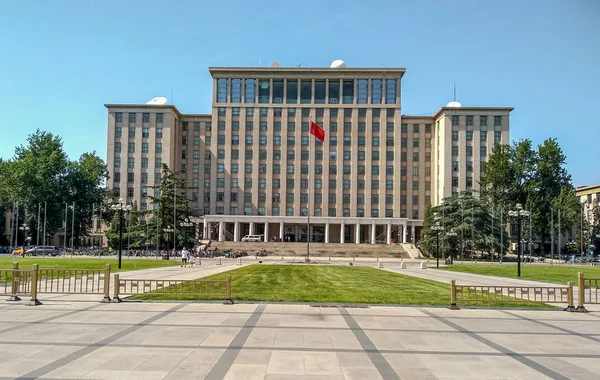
[579,272,600,310]
[36,265,109,295]
[112,273,233,304]
[0,263,35,302]
[449,279,574,311]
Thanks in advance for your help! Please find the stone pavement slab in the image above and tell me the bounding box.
[1,298,599,379]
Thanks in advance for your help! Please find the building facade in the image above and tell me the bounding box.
[105,63,512,244]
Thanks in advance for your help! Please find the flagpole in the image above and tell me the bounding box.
[306,118,312,263]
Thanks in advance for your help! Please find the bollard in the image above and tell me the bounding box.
[217,258,222,265]
[111,273,122,303]
[400,261,407,269]
[377,257,379,262]
[576,272,588,312]
[449,280,460,310]
[420,261,428,269]
[28,265,42,306]
[8,262,21,301]
[564,281,576,312]
[377,261,383,268]
[198,258,201,266]
[237,257,242,266]
[353,256,355,261]
[223,275,234,305]
[100,264,111,303]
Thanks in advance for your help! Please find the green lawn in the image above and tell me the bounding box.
[438,264,600,284]
[0,257,180,272]
[133,265,553,308]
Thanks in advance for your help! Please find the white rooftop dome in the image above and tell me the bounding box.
[270,61,280,68]
[446,101,462,108]
[146,97,167,105]
[330,59,346,68]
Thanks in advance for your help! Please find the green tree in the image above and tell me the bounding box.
[145,164,201,251]
[421,192,508,261]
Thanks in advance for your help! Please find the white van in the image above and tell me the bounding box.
[241,235,263,242]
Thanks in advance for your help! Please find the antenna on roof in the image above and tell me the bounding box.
[453,81,456,102]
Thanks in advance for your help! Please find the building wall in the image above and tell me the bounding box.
[105,66,512,238]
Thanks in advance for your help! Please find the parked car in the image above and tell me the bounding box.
[26,246,60,256]
[12,247,25,256]
[241,235,263,242]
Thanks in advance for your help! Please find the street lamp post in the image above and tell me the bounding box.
[163,227,174,260]
[18,225,30,246]
[180,218,194,249]
[431,222,444,268]
[580,200,587,264]
[446,230,457,264]
[508,203,530,277]
[110,198,132,269]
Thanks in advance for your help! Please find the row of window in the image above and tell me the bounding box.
[116,112,164,124]
[452,146,488,157]
[216,78,398,105]
[451,115,503,127]
[451,161,486,173]
[115,127,163,139]
[452,176,476,188]
[451,130,502,142]
[218,107,398,119]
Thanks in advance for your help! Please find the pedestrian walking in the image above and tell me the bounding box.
[181,247,189,267]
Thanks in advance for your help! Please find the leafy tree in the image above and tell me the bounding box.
[481,138,578,255]
[0,130,108,246]
[421,191,508,260]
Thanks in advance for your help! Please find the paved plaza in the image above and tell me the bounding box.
[2,256,600,379]
[2,298,600,379]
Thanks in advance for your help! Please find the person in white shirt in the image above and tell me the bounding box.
[181,247,189,267]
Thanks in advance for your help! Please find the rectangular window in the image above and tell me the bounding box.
[128,143,135,153]
[129,113,136,123]
[413,138,419,148]
[371,79,382,104]
[466,131,473,141]
[466,115,473,126]
[480,146,487,157]
[300,80,312,104]
[142,127,149,138]
[127,157,135,168]
[494,115,502,126]
[245,79,256,103]
[357,79,368,104]
[115,127,122,138]
[451,115,459,126]
[142,143,148,153]
[128,127,135,138]
[230,78,242,103]
[286,80,298,104]
[342,80,354,104]
[156,113,163,123]
[217,78,228,103]
[452,131,458,141]
[466,161,473,172]
[480,131,487,141]
[258,80,270,103]
[386,79,396,104]
[494,131,502,142]
[115,112,123,123]
[328,80,340,103]
[466,146,473,156]
[314,80,325,104]
[480,115,488,126]
[452,145,458,156]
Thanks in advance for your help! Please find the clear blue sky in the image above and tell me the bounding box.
[1,0,598,186]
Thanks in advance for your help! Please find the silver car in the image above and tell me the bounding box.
[26,246,60,256]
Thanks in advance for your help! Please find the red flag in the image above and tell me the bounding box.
[309,121,325,142]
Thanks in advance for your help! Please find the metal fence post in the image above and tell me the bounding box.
[100,264,111,303]
[449,280,460,310]
[223,275,234,305]
[564,281,575,312]
[576,272,588,312]
[8,262,21,301]
[28,264,41,306]
[111,273,122,303]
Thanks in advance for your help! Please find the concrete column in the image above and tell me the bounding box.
[218,221,224,242]
[325,222,330,243]
[402,223,407,243]
[340,223,345,244]
[249,221,255,235]
[371,223,376,244]
[387,223,392,244]
[279,222,284,241]
[264,222,269,242]
[234,222,239,242]
[203,219,208,239]
[411,225,416,245]
[355,223,360,244]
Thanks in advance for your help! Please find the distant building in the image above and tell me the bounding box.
[105,61,512,244]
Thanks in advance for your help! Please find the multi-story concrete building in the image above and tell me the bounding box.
[105,61,512,245]
[576,184,600,229]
